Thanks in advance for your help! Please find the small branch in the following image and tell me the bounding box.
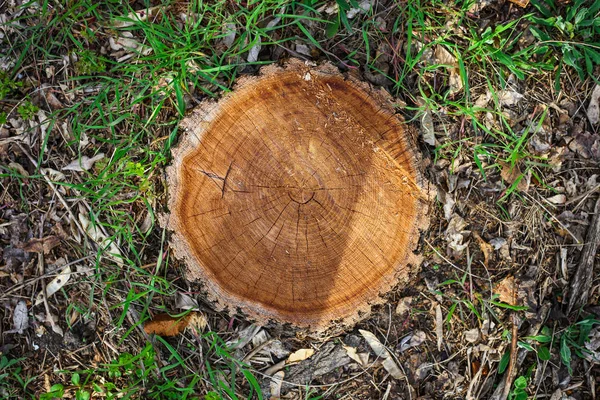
[568,195,600,313]
[501,312,519,400]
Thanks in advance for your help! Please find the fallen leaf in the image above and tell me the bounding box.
[587,84,600,125]
[420,106,436,146]
[396,296,413,316]
[35,266,72,306]
[8,162,28,177]
[343,345,369,367]
[497,89,523,107]
[269,371,285,399]
[346,0,371,19]
[110,6,163,28]
[473,232,493,268]
[41,168,66,182]
[400,330,427,352]
[175,292,199,310]
[433,46,463,95]
[63,153,104,172]
[79,213,123,265]
[247,37,261,63]
[507,0,530,7]
[546,194,566,205]
[465,328,480,343]
[222,23,237,48]
[21,236,61,254]
[359,329,404,379]
[287,348,314,364]
[12,300,28,334]
[494,275,517,305]
[500,161,530,192]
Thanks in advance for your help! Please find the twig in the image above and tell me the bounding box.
[501,312,519,400]
[568,195,600,313]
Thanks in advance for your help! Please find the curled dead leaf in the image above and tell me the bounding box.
[63,153,105,172]
[21,236,61,254]
[587,84,600,125]
[473,232,493,268]
[546,194,566,205]
[35,266,72,306]
[494,275,517,305]
[287,348,314,364]
[343,345,370,367]
[360,329,404,379]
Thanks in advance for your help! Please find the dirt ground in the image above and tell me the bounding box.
[1,0,600,399]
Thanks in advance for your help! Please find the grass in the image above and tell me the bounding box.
[1,0,599,398]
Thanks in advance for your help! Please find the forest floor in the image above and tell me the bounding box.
[1,0,600,399]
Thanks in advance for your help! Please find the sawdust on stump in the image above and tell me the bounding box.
[165,60,430,329]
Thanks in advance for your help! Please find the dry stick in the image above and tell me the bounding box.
[500,272,520,400]
[501,313,519,400]
[568,195,600,313]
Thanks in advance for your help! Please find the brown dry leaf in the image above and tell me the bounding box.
[497,89,524,106]
[79,213,123,266]
[360,329,404,379]
[396,296,413,316]
[21,236,61,254]
[494,275,517,305]
[473,232,493,268]
[12,300,29,334]
[587,84,600,125]
[287,348,314,364]
[433,46,463,95]
[8,162,29,177]
[144,313,191,336]
[343,345,369,367]
[499,161,530,192]
[546,194,566,205]
[507,0,530,7]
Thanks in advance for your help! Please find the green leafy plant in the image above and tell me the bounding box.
[17,100,39,120]
[510,375,529,400]
[528,0,600,81]
[0,72,22,100]
[74,50,107,75]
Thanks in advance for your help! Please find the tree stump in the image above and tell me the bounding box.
[166,60,430,329]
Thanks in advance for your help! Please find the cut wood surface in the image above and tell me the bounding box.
[166,60,430,328]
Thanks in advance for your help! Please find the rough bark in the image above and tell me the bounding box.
[568,196,600,313]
